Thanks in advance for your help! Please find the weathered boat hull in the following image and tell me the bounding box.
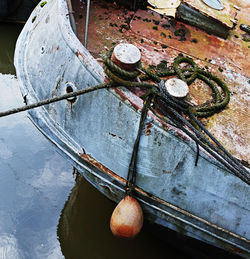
[14,0,250,256]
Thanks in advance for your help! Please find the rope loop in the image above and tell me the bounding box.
[173,55,199,84]
[172,55,230,117]
[103,49,230,118]
[103,49,140,81]
[102,48,250,186]
[1,46,247,185]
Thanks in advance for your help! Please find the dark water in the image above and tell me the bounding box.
[0,23,237,259]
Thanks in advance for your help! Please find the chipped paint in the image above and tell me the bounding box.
[80,152,126,184]
[14,0,250,256]
[79,151,250,250]
[144,121,153,136]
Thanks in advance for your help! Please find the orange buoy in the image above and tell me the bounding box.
[110,195,143,238]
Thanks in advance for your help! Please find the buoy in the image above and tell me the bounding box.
[110,195,143,238]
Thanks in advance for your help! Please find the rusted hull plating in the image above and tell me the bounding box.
[14,0,249,256]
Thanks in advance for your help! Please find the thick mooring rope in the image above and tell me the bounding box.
[126,94,153,196]
[0,82,115,118]
[0,48,248,187]
[103,50,230,117]
[103,49,248,187]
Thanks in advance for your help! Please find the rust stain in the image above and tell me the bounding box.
[79,151,152,198]
[78,152,249,243]
[113,88,141,112]
[72,0,250,162]
[144,121,153,136]
[109,132,124,140]
[72,0,249,75]
[75,49,105,78]
[130,9,249,76]
[79,152,126,184]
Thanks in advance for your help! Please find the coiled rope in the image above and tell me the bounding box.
[103,48,230,117]
[102,48,249,188]
[0,48,248,187]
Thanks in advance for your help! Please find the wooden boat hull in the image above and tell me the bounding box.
[14,0,250,256]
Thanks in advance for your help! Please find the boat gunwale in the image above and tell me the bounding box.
[26,110,250,254]
[13,0,250,255]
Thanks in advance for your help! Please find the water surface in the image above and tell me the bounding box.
[0,23,75,258]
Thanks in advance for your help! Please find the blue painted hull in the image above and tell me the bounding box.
[14,0,250,256]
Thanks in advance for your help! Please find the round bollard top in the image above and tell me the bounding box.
[111,43,141,70]
[165,78,189,98]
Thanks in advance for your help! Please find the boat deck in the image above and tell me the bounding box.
[71,0,250,164]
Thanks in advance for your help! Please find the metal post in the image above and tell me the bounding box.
[66,0,78,36]
[84,0,90,48]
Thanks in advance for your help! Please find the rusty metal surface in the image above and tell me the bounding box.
[14,0,250,256]
[72,0,250,164]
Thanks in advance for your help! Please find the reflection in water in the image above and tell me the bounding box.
[58,172,201,259]
[58,172,239,259]
[0,234,20,258]
[0,73,75,258]
[0,24,75,258]
[58,171,180,259]
[0,23,23,74]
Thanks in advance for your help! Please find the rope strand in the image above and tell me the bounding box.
[126,94,152,196]
[0,82,115,118]
[0,48,248,185]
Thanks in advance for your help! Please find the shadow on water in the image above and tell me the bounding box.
[57,171,240,259]
[57,171,182,259]
[0,23,23,74]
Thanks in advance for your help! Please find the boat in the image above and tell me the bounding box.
[14,0,250,256]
